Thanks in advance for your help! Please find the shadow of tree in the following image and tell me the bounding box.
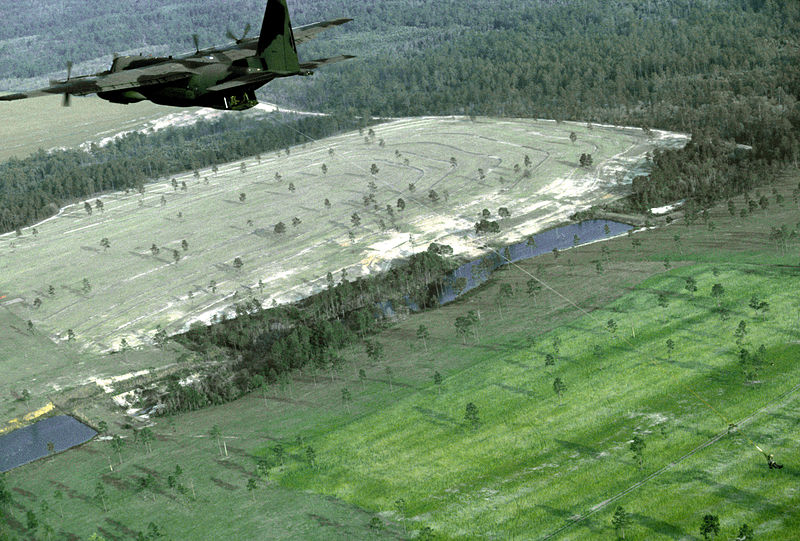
[494,382,537,399]
[412,406,459,428]
[554,438,600,457]
[629,511,687,538]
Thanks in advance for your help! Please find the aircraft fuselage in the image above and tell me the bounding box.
[97,48,277,110]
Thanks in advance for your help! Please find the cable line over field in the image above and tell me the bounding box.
[268,115,777,457]
[257,114,789,539]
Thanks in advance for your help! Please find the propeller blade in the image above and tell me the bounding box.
[66,60,73,81]
[227,23,252,44]
[192,33,200,53]
[62,93,71,107]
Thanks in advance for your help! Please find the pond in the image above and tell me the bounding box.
[376,219,634,317]
[438,219,634,303]
[0,415,97,472]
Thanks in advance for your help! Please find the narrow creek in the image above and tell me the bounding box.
[377,218,634,316]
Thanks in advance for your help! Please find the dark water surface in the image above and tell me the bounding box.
[439,219,634,303]
[378,219,634,316]
[0,415,97,472]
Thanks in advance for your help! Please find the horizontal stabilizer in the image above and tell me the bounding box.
[299,55,356,70]
[293,18,353,45]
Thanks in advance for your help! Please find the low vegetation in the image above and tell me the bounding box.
[0,117,658,350]
[2,166,798,539]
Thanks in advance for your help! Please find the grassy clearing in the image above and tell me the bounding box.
[0,94,183,161]
[0,307,91,426]
[4,170,797,539]
[273,262,800,539]
[3,423,406,540]
[0,116,670,352]
[0,306,189,435]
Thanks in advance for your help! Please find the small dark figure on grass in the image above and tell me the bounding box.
[766,453,783,469]
[369,516,384,531]
[737,523,754,540]
[630,435,645,469]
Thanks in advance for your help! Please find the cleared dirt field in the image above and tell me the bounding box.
[0,116,685,351]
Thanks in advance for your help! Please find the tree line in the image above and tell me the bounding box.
[2,0,798,229]
[0,112,369,233]
[629,129,789,212]
[153,247,456,415]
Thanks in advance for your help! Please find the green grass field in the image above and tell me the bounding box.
[0,94,187,162]
[257,176,800,540]
[0,116,675,353]
[3,162,798,539]
[273,262,800,539]
[0,306,190,434]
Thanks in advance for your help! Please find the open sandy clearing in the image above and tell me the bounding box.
[0,116,686,351]
[0,93,320,162]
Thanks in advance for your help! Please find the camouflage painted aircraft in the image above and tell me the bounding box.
[0,0,352,111]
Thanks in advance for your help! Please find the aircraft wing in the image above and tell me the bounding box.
[206,73,276,93]
[0,70,192,102]
[206,55,355,93]
[0,78,98,101]
[293,18,352,45]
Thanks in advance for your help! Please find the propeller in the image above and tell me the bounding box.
[226,23,251,44]
[192,33,201,54]
[62,61,73,107]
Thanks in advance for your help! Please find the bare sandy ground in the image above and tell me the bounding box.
[1,116,686,351]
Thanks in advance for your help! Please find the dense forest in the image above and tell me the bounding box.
[1,0,798,230]
[157,248,455,415]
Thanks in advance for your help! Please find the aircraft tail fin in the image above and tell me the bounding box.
[257,0,300,74]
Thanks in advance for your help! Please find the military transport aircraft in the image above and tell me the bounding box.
[0,0,352,111]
